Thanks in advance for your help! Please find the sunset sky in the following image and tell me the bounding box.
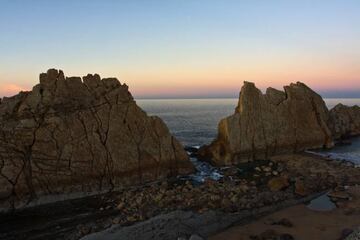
[0,0,359,98]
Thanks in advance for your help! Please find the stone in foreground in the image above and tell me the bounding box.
[199,81,333,165]
[0,69,193,211]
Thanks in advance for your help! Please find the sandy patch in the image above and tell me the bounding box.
[210,187,360,240]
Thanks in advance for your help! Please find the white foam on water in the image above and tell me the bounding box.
[322,152,360,164]
[187,157,223,182]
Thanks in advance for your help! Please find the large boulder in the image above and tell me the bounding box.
[328,103,360,139]
[199,81,333,165]
[0,69,193,211]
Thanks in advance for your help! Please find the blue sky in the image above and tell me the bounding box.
[0,0,359,98]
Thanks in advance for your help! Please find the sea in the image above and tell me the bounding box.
[137,98,360,165]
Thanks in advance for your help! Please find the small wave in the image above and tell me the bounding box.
[188,157,223,182]
[307,151,360,165]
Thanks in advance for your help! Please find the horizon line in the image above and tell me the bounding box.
[134,96,360,100]
[1,94,360,100]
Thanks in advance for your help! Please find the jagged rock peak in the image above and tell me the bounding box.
[199,81,333,166]
[39,68,122,89]
[0,69,135,120]
[38,68,128,99]
[0,69,193,211]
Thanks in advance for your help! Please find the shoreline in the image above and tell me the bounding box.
[80,191,326,240]
[210,186,360,240]
[1,152,359,240]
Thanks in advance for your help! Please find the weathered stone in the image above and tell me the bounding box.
[328,191,350,200]
[0,69,193,211]
[112,217,121,224]
[294,178,308,196]
[328,103,360,139]
[77,224,92,236]
[199,81,333,165]
[268,176,289,192]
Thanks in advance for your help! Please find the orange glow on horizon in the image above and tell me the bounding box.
[0,84,26,98]
[0,61,359,98]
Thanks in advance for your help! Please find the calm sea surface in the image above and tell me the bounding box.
[137,98,360,163]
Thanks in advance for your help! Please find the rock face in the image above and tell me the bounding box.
[328,103,360,139]
[0,69,193,211]
[199,81,333,165]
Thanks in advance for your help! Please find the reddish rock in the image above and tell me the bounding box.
[268,176,290,192]
[294,179,308,196]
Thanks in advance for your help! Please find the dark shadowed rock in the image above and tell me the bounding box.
[0,69,193,211]
[199,81,333,165]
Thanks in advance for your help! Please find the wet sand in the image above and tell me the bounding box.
[210,187,360,240]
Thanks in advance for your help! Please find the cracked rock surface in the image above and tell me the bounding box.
[0,69,193,211]
[198,81,334,165]
[328,103,360,139]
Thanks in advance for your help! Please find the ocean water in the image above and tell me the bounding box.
[137,98,360,164]
[307,138,360,165]
[137,98,236,147]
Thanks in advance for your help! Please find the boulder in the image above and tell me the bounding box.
[294,179,308,196]
[328,103,360,139]
[267,176,289,192]
[199,81,333,165]
[0,69,193,211]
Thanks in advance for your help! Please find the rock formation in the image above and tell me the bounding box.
[199,81,334,165]
[328,103,360,139]
[0,69,193,211]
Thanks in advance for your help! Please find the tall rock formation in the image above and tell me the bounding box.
[199,81,333,166]
[0,69,193,211]
[328,103,360,139]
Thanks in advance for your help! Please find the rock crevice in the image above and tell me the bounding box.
[0,69,193,211]
[199,82,335,165]
[328,103,360,139]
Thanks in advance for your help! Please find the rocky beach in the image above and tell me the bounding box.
[1,70,360,240]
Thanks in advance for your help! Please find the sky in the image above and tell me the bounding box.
[0,0,359,98]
